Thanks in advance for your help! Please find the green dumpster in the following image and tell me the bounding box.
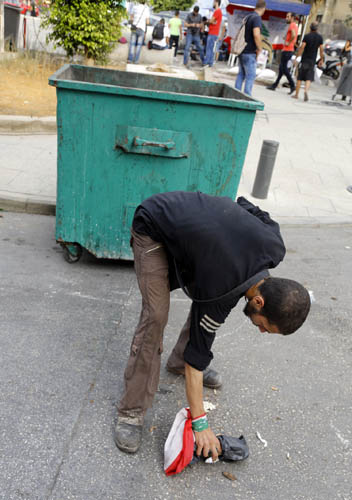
[49,64,264,262]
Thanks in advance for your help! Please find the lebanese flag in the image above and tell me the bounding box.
[164,408,195,476]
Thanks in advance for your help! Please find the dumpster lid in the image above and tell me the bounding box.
[49,64,264,112]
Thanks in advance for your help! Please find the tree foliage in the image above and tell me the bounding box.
[345,1,352,27]
[150,0,194,13]
[41,0,126,63]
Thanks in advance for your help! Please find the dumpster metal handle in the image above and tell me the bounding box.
[133,136,175,150]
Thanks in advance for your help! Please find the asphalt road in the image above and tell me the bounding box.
[0,212,351,500]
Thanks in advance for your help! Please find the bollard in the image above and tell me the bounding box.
[251,140,279,199]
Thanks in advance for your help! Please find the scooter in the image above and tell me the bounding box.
[321,56,346,80]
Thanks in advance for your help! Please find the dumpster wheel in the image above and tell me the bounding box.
[61,243,83,263]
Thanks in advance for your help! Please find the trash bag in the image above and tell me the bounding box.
[190,434,249,465]
[218,434,249,461]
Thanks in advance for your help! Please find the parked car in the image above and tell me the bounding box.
[324,40,346,57]
[155,11,189,23]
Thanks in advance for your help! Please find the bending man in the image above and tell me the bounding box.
[115,191,310,458]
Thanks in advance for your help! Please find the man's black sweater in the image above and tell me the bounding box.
[133,191,286,370]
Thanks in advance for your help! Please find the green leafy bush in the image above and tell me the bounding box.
[41,0,126,63]
[150,0,194,13]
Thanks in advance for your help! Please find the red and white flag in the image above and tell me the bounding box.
[164,408,195,476]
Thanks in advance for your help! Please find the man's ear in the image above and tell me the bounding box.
[253,295,265,308]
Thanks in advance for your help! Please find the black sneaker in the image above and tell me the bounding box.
[202,368,223,389]
[266,85,276,91]
[166,365,223,389]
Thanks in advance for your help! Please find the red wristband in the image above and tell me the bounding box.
[191,412,206,421]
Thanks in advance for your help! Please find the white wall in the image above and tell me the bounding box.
[17,14,65,54]
[14,14,173,64]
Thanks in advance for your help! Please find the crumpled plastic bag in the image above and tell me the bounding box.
[218,434,249,461]
[190,434,249,465]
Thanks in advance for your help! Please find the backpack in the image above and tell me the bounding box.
[231,15,250,55]
[153,23,164,40]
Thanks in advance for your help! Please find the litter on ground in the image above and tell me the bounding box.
[222,471,237,481]
[256,431,268,448]
[204,401,216,412]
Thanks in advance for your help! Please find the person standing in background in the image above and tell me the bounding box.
[342,39,351,64]
[292,22,323,102]
[127,1,150,64]
[267,12,298,94]
[169,10,183,58]
[235,0,266,96]
[215,21,227,62]
[183,6,205,67]
[203,0,222,68]
[201,16,209,47]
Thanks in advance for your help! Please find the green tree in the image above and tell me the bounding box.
[346,2,352,27]
[41,0,126,63]
[150,0,194,13]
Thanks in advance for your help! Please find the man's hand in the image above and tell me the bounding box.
[195,427,221,461]
[184,363,222,459]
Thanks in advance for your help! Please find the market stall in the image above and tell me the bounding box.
[226,0,311,51]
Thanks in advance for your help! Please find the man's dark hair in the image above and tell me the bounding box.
[255,0,266,9]
[216,0,222,6]
[258,277,310,334]
[175,9,179,15]
[193,6,200,13]
[310,22,318,31]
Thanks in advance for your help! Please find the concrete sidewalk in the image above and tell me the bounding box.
[0,66,351,223]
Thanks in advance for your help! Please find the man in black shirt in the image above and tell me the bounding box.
[115,191,310,456]
[183,6,205,66]
[235,0,266,96]
[292,22,324,101]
